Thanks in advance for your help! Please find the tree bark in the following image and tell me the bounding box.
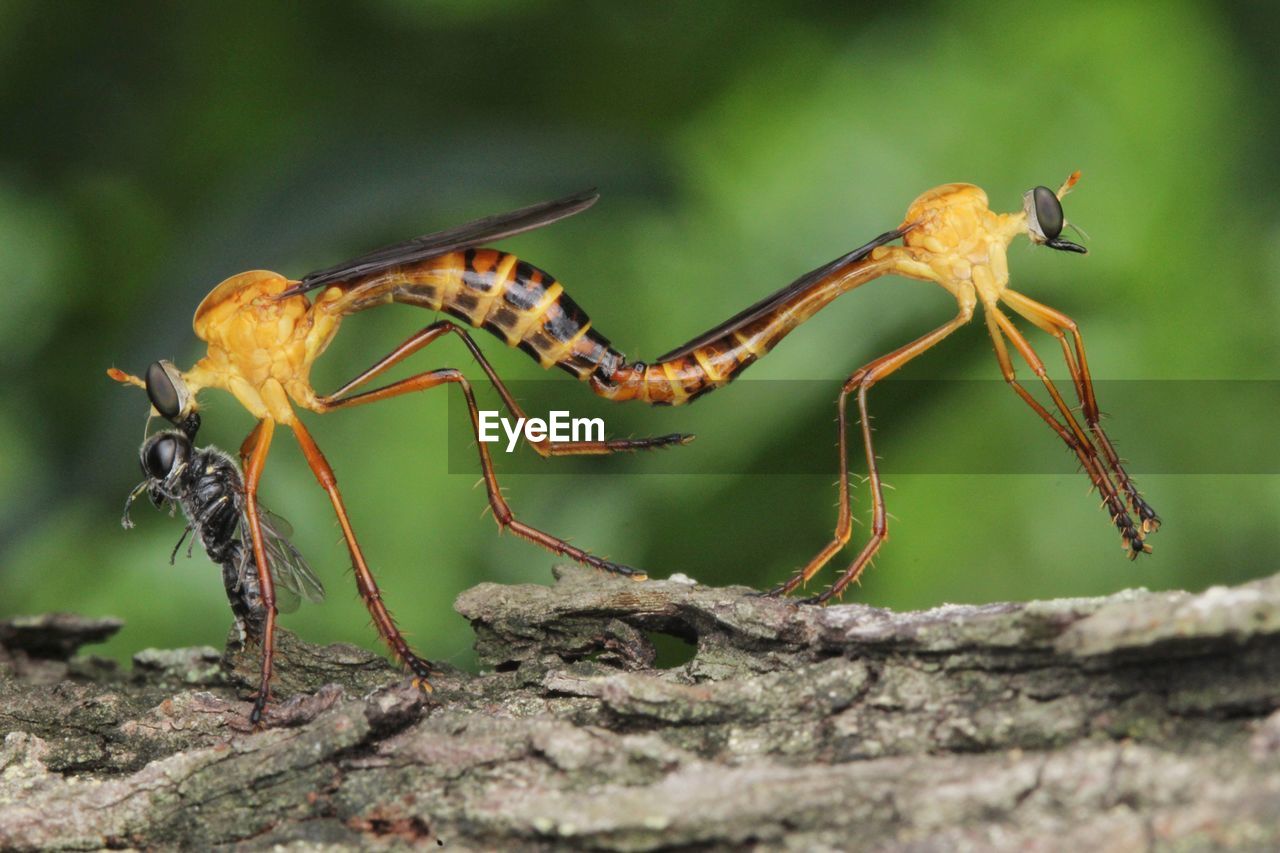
[3,566,1280,850]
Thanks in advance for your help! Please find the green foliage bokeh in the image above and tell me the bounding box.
[1,0,1276,668]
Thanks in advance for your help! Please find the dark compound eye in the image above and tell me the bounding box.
[145,361,182,421]
[143,435,177,478]
[142,433,189,478]
[1032,186,1064,240]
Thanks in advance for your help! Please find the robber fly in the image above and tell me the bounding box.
[262,176,1160,601]
[123,420,324,646]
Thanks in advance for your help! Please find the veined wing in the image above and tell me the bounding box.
[656,226,911,362]
[241,507,325,614]
[280,189,599,297]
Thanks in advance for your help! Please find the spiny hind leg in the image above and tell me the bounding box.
[766,388,855,596]
[315,319,692,456]
[317,366,647,579]
[769,304,974,598]
[1002,289,1159,534]
[808,383,889,604]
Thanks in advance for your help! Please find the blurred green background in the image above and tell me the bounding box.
[1,1,1276,668]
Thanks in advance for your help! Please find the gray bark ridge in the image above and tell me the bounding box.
[3,565,1280,851]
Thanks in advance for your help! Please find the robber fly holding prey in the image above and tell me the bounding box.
[122,405,323,647]
[108,192,691,724]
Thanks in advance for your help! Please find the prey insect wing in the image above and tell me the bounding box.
[246,507,325,614]
[283,189,599,296]
[656,226,910,361]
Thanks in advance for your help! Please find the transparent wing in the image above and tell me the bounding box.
[232,537,298,614]
[240,507,325,613]
[280,189,599,297]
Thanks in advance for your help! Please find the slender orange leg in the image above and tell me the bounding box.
[287,418,434,684]
[770,302,975,599]
[984,308,1148,557]
[241,417,278,726]
[322,320,691,456]
[317,367,647,578]
[1001,290,1160,533]
[238,421,263,468]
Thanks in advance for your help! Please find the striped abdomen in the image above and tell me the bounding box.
[589,322,770,406]
[331,249,626,382]
[329,245,894,406]
[589,250,897,405]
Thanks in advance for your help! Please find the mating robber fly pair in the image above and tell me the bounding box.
[113,173,1159,725]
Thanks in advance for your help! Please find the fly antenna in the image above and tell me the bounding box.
[106,368,157,439]
[107,367,146,390]
[1056,170,1082,199]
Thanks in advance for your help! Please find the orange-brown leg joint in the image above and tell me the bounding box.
[239,421,263,469]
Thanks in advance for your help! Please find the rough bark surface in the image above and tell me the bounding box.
[3,565,1280,851]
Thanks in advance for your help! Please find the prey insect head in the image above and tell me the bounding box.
[1023,173,1086,255]
[124,429,194,525]
[140,430,192,482]
[145,360,202,438]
